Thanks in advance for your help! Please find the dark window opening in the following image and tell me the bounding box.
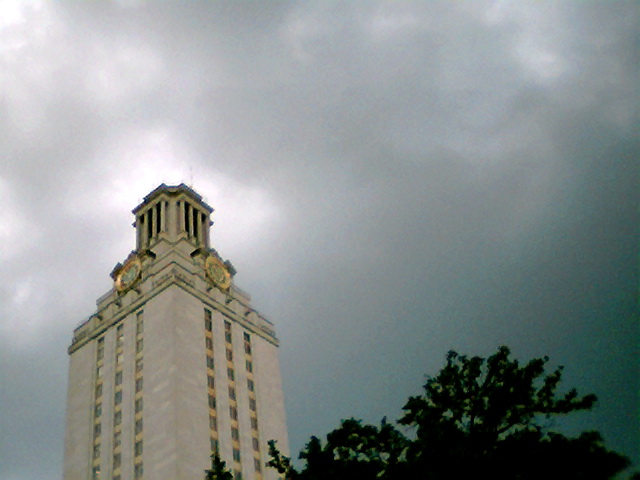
[184,202,190,234]
[147,210,153,240]
[193,208,199,242]
[155,202,161,235]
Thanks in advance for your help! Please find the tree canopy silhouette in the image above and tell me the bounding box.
[268,346,632,480]
[204,451,233,480]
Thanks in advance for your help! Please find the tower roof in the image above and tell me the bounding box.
[132,183,213,214]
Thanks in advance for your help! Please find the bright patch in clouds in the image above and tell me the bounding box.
[64,126,281,259]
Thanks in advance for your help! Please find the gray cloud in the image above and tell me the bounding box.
[1,1,637,478]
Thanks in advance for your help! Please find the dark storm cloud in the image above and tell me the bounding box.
[1,2,637,478]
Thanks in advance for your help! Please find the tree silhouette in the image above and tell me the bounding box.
[204,451,233,480]
[268,346,633,479]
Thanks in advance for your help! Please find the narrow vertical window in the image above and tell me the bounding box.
[156,202,161,235]
[225,321,232,343]
[116,325,123,347]
[136,311,144,334]
[147,209,153,240]
[201,213,207,240]
[193,207,199,241]
[176,201,181,232]
[97,337,104,360]
[139,214,145,246]
[184,202,190,234]
[204,309,212,331]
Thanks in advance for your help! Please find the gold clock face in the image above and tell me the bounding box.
[205,256,231,290]
[115,258,142,292]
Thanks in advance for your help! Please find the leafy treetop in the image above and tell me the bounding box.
[268,346,633,480]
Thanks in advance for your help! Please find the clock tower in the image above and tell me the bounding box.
[63,184,288,480]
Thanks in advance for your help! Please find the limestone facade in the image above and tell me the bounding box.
[63,184,288,480]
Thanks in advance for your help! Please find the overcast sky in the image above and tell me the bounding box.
[1,1,638,478]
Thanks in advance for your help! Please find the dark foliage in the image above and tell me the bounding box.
[268,346,633,479]
[204,452,233,480]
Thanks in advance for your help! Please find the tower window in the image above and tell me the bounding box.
[192,207,199,242]
[204,309,212,331]
[135,440,143,457]
[225,321,232,343]
[156,202,161,235]
[97,337,104,360]
[147,209,153,240]
[233,448,241,462]
[136,311,143,334]
[116,325,123,347]
[184,202,190,234]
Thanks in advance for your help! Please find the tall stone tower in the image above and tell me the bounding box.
[63,184,288,480]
